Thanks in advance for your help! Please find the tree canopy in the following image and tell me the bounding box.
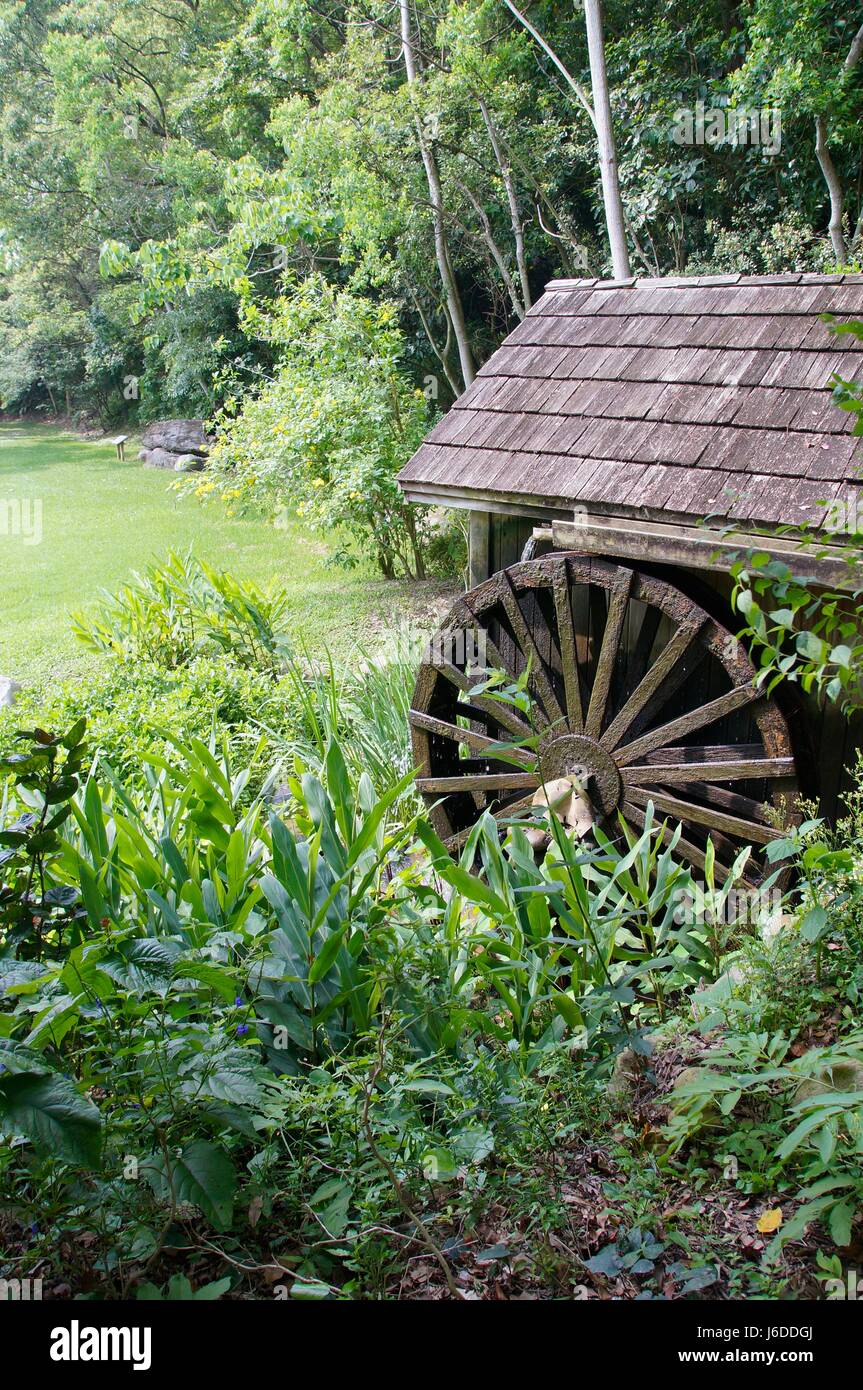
[1,0,861,421]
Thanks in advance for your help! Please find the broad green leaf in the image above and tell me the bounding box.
[0,1071,102,1167]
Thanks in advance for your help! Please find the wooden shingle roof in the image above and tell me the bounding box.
[398,273,863,533]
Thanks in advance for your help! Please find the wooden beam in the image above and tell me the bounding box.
[547,517,860,591]
[400,480,860,591]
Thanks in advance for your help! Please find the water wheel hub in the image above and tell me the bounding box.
[539,733,622,818]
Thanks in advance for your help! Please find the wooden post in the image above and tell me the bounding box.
[468,511,490,588]
[583,0,631,280]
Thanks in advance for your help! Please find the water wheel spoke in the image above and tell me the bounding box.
[615,684,762,767]
[433,656,534,741]
[626,784,780,846]
[622,754,796,786]
[460,601,523,687]
[621,799,737,882]
[600,621,702,752]
[672,782,773,825]
[551,557,584,733]
[499,572,567,729]
[639,742,766,765]
[416,771,540,795]
[408,709,534,767]
[585,564,632,739]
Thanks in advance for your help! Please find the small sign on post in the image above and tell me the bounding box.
[110,434,128,461]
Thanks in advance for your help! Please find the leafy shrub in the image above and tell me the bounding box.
[266,649,417,808]
[2,678,860,1295]
[71,551,290,673]
[663,1030,863,1252]
[0,658,287,798]
[200,276,435,579]
[729,319,863,706]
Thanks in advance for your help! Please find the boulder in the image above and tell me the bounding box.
[143,447,182,470]
[141,419,209,454]
[794,1059,863,1106]
[0,677,20,708]
[670,1066,720,1124]
[173,453,206,473]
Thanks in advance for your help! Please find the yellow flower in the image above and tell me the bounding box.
[312,477,325,488]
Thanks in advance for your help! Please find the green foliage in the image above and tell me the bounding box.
[203,278,435,578]
[3,0,857,427]
[414,798,738,1063]
[269,647,417,807]
[0,682,860,1295]
[253,745,417,1069]
[4,560,863,1295]
[71,551,291,673]
[663,1029,863,1253]
[1,657,287,797]
[0,721,88,960]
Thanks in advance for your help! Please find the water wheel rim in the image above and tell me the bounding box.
[410,555,798,886]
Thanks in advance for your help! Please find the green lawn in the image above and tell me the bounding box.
[0,423,455,687]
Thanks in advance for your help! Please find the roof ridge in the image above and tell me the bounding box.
[544,272,863,291]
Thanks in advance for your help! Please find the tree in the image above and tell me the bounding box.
[200,277,435,578]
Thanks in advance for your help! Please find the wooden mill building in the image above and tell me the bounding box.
[398,273,863,875]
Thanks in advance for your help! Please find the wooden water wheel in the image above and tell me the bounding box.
[410,555,798,883]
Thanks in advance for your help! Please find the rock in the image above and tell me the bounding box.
[141,419,209,454]
[607,1046,646,1100]
[670,1066,720,1124]
[144,447,182,470]
[137,448,149,461]
[794,1059,863,1106]
[691,965,746,1022]
[673,1066,706,1093]
[0,677,20,708]
[762,910,795,943]
[173,453,206,473]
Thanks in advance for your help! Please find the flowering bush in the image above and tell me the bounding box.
[200,277,436,578]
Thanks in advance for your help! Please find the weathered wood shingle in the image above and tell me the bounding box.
[397,273,863,531]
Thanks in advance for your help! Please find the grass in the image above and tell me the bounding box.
[0,423,456,687]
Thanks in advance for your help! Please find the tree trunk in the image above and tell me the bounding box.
[815,115,847,263]
[503,0,630,280]
[405,507,426,580]
[478,98,532,312]
[814,22,863,266]
[461,182,526,318]
[583,0,631,279]
[400,0,475,391]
